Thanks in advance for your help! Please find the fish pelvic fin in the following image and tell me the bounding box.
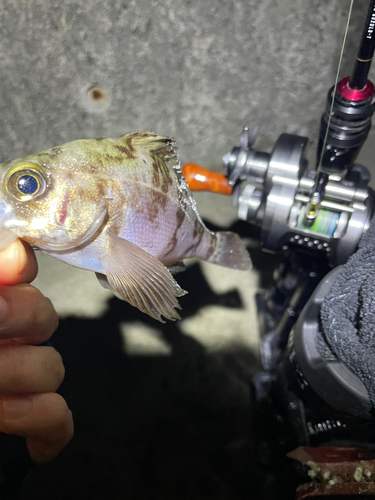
[167,261,187,275]
[206,232,252,271]
[102,231,187,322]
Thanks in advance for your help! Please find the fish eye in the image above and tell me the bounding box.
[17,174,39,195]
[4,163,47,201]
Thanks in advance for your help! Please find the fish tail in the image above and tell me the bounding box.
[205,232,251,271]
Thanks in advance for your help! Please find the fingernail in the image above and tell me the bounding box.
[12,240,27,275]
[0,239,26,275]
[1,396,33,419]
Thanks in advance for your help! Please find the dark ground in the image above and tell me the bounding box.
[0,243,300,500]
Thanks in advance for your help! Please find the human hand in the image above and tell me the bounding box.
[0,240,73,462]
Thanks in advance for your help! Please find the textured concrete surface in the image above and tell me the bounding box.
[0,0,372,167]
[1,1,375,499]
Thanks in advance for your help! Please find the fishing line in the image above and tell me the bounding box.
[317,0,354,171]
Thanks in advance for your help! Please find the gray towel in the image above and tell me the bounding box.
[320,214,375,408]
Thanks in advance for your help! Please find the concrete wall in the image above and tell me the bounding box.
[0,0,371,170]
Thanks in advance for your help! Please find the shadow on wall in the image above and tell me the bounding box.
[15,261,264,500]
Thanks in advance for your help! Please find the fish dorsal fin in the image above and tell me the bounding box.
[119,131,179,170]
[119,132,206,229]
[102,232,187,322]
[119,131,177,155]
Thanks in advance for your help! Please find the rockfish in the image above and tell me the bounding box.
[0,132,251,321]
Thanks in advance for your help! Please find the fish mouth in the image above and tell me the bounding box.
[24,203,108,252]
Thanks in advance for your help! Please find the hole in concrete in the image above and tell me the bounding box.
[80,84,110,114]
[88,86,107,102]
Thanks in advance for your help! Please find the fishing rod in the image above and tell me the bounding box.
[316,0,375,180]
[183,0,375,497]
[350,0,375,91]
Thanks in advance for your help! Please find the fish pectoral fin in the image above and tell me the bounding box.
[96,273,125,300]
[102,232,187,322]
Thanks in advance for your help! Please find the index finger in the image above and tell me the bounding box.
[0,239,38,285]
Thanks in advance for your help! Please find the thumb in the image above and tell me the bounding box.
[0,239,38,285]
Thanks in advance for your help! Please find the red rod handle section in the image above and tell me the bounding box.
[182,163,232,195]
